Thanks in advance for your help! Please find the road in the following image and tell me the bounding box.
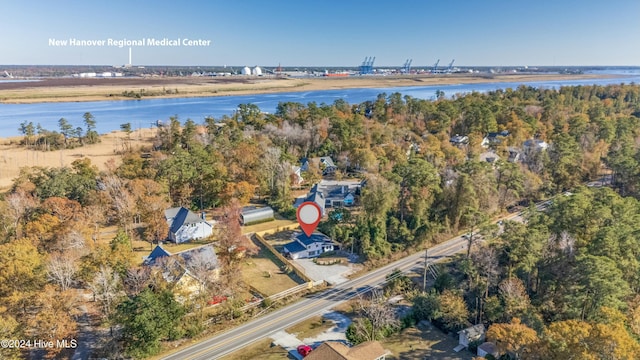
[162,235,469,360]
[161,199,556,360]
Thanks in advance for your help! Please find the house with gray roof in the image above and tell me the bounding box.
[144,244,220,295]
[165,207,214,243]
[283,232,336,260]
[298,179,362,217]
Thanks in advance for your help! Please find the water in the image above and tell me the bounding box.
[1,73,639,137]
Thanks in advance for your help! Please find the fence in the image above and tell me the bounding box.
[203,280,325,326]
[253,233,313,283]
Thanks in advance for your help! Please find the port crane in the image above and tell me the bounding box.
[360,56,375,74]
[432,59,440,73]
[402,59,412,73]
[447,59,455,73]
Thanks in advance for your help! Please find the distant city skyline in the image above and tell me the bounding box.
[1,0,639,67]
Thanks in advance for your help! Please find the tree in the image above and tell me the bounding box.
[216,200,254,270]
[115,288,185,358]
[541,317,640,360]
[435,290,470,332]
[120,122,133,150]
[28,285,79,359]
[486,318,538,359]
[19,121,35,147]
[88,266,123,332]
[499,277,531,320]
[101,174,136,238]
[393,157,441,224]
[58,117,73,147]
[46,252,77,291]
[347,291,400,344]
[5,189,38,239]
[84,114,100,142]
[571,255,631,321]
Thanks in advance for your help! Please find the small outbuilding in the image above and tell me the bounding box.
[458,324,486,349]
[477,342,499,358]
[240,206,274,226]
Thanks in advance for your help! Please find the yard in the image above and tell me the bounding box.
[381,322,474,360]
[241,238,305,296]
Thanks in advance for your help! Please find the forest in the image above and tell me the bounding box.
[0,83,639,358]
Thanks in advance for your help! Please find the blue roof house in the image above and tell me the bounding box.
[283,232,335,260]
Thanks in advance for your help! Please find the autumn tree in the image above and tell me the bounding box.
[28,285,79,359]
[486,318,538,359]
[216,200,254,271]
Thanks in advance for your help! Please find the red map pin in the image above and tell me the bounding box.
[296,201,322,237]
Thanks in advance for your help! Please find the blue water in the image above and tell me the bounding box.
[1,73,639,137]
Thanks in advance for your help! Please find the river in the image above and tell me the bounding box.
[1,72,639,137]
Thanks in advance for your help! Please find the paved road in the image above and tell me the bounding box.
[161,198,558,360]
[162,235,469,360]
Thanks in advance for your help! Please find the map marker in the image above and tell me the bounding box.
[296,201,322,237]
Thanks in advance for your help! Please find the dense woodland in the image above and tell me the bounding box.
[1,83,639,358]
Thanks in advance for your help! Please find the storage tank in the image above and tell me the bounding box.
[252,66,262,76]
[241,66,251,75]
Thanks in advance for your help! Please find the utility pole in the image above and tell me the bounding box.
[423,249,429,292]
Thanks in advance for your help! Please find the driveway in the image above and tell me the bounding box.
[293,258,353,285]
[271,311,352,359]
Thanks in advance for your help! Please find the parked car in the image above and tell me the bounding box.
[297,344,312,357]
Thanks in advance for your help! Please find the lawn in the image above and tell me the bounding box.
[242,218,298,236]
[219,338,290,360]
[381,324,474,360]
[241,239,304,296]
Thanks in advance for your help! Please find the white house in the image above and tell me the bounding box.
[165,207,213,243]
[291,165,304,185]
[481,130,510,148]
[523,139,549,153]
[283,232,335,260]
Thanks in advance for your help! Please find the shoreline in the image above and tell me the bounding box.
[0,73,619,104]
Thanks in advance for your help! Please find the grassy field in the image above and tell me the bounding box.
[241,239,304,296]
[241,218,298,236]
[0,128,156,191]
[0,73,613,104]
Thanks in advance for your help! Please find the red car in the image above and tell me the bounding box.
[207,295,228,305]
[297,344,312,357]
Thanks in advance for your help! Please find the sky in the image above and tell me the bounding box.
[1,0,639,67]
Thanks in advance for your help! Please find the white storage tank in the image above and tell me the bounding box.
[252,66,262,76]
[241,66,252,75]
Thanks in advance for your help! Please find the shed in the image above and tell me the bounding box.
[240,206,274,225]
[458,324,486,348]
[477,342,498,358]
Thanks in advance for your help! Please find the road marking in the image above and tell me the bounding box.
[173,237,468,360]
